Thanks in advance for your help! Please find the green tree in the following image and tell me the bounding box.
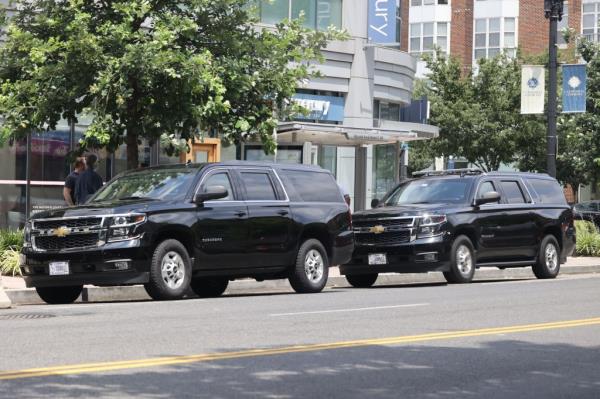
[0,0,344,169]
[421,51,546,172]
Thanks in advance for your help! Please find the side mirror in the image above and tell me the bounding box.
[371,198,380,208]
[475,191,501,206]
[194,185,228,204]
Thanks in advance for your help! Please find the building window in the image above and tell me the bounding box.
[409,22,450,55]
[474,17,517,61]
[411,0,447,5]
[257,0,342,29]
[583,2,600,42]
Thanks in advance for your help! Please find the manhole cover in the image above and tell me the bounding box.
[0,313,56,320]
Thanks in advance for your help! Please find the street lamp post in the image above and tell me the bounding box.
[544,0,564,178]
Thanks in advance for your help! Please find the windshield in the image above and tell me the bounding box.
[90,168,197,203]
[384,178,472,206]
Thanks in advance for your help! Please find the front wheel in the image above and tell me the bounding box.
[532,235,560,279]
[289,239,329,294]
[443,235,476,284]
[36,285,83,304]
[190,277,229,298]
[346,273,378,288]
[144,239,192,301]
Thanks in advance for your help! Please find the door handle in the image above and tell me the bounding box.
[234,210,246,217]
[277,210,289,216]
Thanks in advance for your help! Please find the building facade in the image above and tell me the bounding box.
[0,0,438,229]
[401,0,597,75]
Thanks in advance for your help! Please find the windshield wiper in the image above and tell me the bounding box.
[117,196,156,201]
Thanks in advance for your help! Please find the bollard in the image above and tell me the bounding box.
[0,273,12,309]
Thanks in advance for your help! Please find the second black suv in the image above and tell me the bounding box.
[21,161,353,303]
[341,170,576,287]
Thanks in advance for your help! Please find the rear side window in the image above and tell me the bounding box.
[280,170,342,203]
[240,172,278,201]
[500,181,526,204]
[528,179,567,204]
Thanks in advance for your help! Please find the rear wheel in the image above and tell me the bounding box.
[443,235,476,284]
[345,273,378,288]
[190,277,229,298]
[36,285,83,304]
[144,239,192,301]
[532,235,560,279]
[289,239,329,294]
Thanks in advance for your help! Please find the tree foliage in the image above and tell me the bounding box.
[0,0,344,169]
[421,51,546,172]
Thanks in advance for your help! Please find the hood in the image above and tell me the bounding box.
[354,203,464,220]
[30,198,160,220]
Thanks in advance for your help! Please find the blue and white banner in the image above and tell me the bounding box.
[521,65,545,114]
[293,93,345,122]
[368,0,397,44]
[562,64,587,113]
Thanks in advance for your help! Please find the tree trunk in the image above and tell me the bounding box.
[126,129,139,171]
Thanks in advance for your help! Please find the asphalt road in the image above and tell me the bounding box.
[1,273,600,398]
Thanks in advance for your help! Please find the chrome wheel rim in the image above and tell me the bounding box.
[545,243,559,271]
[304,249,324,282]
[161,251,185,290]
[456,245,473,275]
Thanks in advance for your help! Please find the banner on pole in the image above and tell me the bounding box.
[368,0,397,44]
[562,64,587,113]
[521,65,545,114]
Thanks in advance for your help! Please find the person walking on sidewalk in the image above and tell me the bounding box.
[74,154,103,205]
[63,158,85,206]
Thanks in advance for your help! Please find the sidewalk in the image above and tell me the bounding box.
[2,257,600,306]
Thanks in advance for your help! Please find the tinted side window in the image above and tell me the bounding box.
[500,181,526,204]
[528,179,567,204]
[281,170,342,203]
[202,172,234,201]
[477,181,497,201]
[240,172,277,201]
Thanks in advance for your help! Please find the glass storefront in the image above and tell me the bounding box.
[256,0,343,29]
[372,144,397,200]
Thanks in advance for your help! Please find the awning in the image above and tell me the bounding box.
[276,121,439,145]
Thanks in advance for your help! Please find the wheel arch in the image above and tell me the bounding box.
[152,227,196,259]
[299,224,333,260]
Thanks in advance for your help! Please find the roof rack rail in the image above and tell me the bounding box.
[412,168,484,178]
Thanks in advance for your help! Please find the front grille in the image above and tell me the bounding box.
[34,218,102,230]
[355,231,412,245]
[353,218,414,228]
[34,234,100,251]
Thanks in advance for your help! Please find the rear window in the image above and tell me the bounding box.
[280,170,342,203]
[528,179,567,204]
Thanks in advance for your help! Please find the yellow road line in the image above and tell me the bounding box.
[2,317,600,381]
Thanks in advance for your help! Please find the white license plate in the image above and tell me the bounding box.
[368,253,387,265]
[49,262,69,276]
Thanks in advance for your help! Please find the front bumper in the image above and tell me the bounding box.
[21,240,151,288]
[340,235,452,275]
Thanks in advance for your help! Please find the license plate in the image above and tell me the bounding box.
[49,262,69,276]
[368,253,387,265]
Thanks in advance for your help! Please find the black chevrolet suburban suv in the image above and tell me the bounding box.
[340,170,576,287]
[21,162,353,304]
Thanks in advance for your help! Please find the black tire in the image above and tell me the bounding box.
[144,239,192,301]
[36,285,83,304]
[288,239,329,294]
[190,277,229,298]
[345,273,379,288]
[532,235,561,279]
[443,235,476,284]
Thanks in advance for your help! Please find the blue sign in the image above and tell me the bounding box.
[368,0,397,44]
[293,94,345,123]
[562,64,587,113]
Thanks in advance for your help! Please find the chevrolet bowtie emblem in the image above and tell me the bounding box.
[54,226,70,237]
[370,225,385,234]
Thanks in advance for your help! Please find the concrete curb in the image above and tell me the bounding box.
[5,265,600,306]
[0,276,12,309]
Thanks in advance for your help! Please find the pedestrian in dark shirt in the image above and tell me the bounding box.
[63,159,85,206]
[74,154,103,205]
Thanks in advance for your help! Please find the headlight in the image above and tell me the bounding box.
[107,214,146,242]
[417,215,447,238]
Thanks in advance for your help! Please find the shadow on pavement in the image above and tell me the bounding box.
[3,339,599,398]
